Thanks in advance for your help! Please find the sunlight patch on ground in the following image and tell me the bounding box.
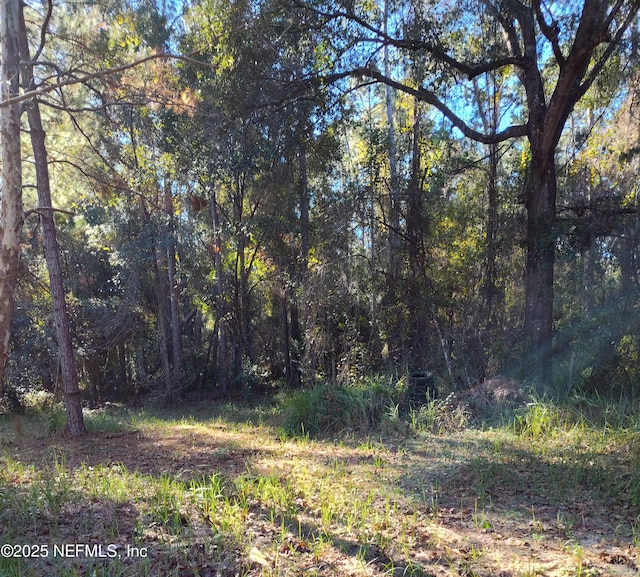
[0,408,638,576]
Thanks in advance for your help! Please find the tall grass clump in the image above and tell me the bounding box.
[507,394,640,510]
[409,393,469,434]
[281,379,399,437]
[512,400,578,439]
[513,393,640,437]
[83,407,132,434]
[19,390,67,435]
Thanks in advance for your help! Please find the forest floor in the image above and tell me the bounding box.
[0,401,639,577]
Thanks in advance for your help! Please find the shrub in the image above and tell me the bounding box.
[580,334,640,398]
[409,393,470,434]
[281,379,399,437]
[22,390,67,434]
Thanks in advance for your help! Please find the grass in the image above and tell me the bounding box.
[0,389,639,576]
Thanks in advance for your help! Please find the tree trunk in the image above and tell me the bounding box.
[163,179,183,398]
[298,132,310,270]
[383,0,400,270]
[484,140,499,327]
[523,160,557,388]
[291,118,307,387]
[0,0,24,395]
[18,4,86,435]
[232,173,253,378]
[406,99,427,369]
[210,185,229,392]
[154,236,173,392]
[383,0,401,364]
[280,287,293,386]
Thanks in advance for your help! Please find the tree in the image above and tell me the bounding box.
[306,0,640,385]
[18,1,86,435]
[0,0,24,395]
[0,0,188,415]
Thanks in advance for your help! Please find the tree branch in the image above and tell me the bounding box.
[306,1,525,79]
[533,0,565,66]
[578,0,640,100]
[32,0,53,64]
[340,67,529,144]
[0,50,214,109]
[25,206,75,219]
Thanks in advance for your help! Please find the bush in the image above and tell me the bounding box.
[281,380,400,437]
[22,390,58,414]
[409,393,469,434]
[22,390,67,434]
[580,334,640,398]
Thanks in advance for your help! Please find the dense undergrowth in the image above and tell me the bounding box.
[1,381,640,576]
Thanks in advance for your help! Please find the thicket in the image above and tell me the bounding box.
[2,0,640,419]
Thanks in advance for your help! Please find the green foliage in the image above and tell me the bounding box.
[281,379,400,437]
[9,0,640,411]
[578,334,640,398]
[20,391,67,434]
[409,393,469,435]
[512,401,580,439]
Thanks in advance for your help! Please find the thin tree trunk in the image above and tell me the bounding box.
[383,0,400,271]
[299,134,310,270]
[280,287,292,386]
[485,140,499,326]
[383,0,401,363]
[163,179,183,398]
[472,72,501,331]
[0,0,23,395]
[18,4,85,434]
[292,117,308,387]
[232,174,253,375]
[210,185,228,392]
[433,313,455,387]
[154,238,172,390]
[407,99,426,369]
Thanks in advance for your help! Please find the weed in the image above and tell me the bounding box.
[0,399,639,577]
[472,500,491,530]
[281,379,399,437]
[84,408,131,434]
[410,393,469,434]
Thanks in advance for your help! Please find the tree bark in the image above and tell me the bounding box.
[163,178,183,398]
[154,234,173,391]
[406,99,426,369]
[383,0,400,270]
[472,72,501,330]
[0,0,24,395]
[18,3,86,434]
[523,161,557,387]
[210,184,229,392]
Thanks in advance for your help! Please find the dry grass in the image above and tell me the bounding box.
[0,402,638,576]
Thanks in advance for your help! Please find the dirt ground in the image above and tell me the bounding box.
[1,413,639,577]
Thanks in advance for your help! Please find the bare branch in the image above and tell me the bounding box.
[533,0,565,66]
[32,0,53,64]
[342,67,529,144]
[25,206,75,219]
[1,50,215,109]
